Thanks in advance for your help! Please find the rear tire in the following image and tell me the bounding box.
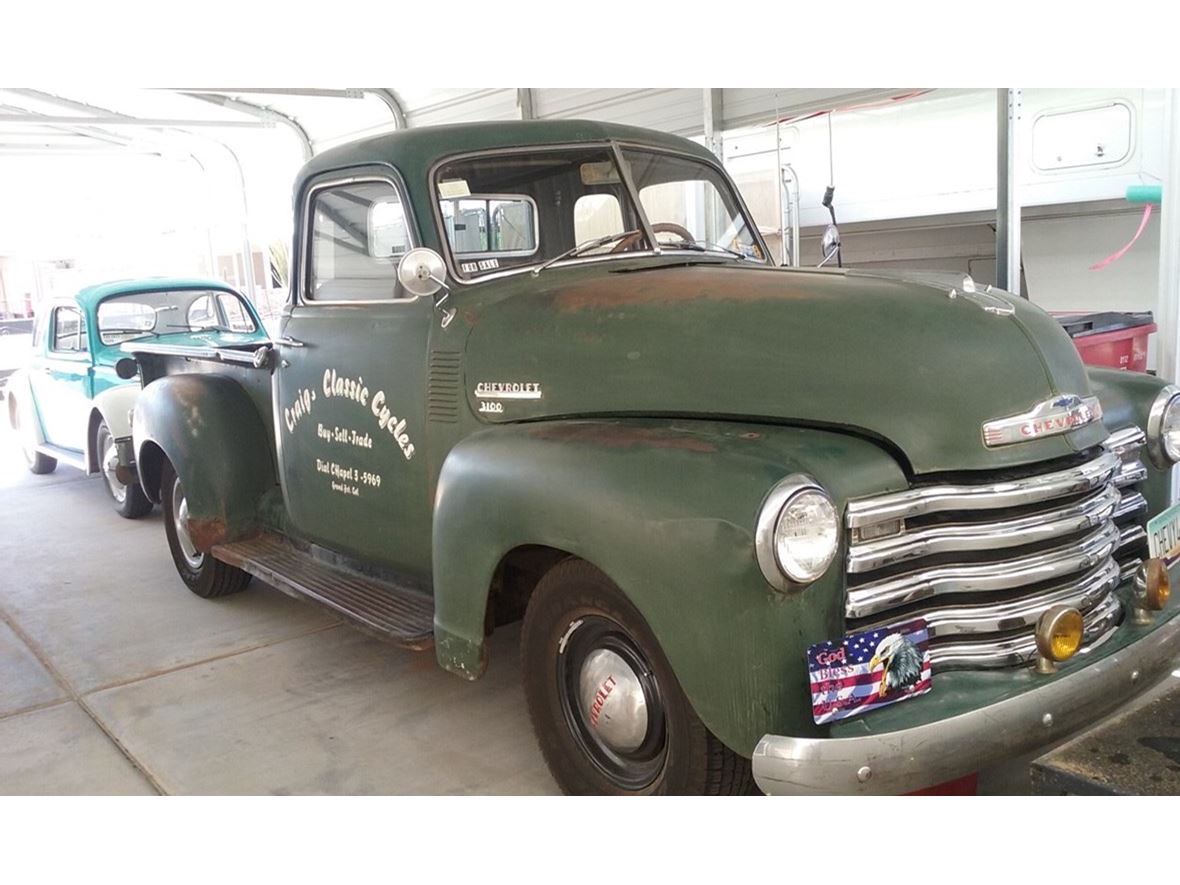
[161,460,250,598]
[520,558,755,795]
[9,395,56,475]
[96,420,152,518]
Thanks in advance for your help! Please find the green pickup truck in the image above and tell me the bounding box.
[128,119,1180,795]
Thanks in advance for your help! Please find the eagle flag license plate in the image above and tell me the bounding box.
[807,618,933,725]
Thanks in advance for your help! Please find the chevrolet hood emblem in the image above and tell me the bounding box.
[982,394,1103,447]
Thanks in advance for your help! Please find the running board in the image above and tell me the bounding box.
[212,532,434,650]
[37,443,88,472]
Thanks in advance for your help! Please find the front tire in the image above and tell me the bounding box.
[96,420,152,518]
[520,558,754,795]
[161,461,251,598]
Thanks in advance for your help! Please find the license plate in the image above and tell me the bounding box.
[807,618,932,725]
[1147,501,1180,561]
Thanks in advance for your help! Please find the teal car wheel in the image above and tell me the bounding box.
[96,420,152,518]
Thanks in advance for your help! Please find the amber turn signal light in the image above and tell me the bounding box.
[1035,605,1083,673]
[1143,558,1170,611]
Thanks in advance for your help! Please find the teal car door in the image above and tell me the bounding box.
[28,304,93,452]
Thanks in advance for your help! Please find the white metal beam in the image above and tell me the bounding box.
[1157,89,1180,387]
[996,88,1022,295]
[703,88,723,158]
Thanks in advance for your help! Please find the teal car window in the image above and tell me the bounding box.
[218,293,256,332]
[97,300,157,345]
[51,306,87,354]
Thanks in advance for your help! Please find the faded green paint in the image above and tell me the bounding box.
[133,373,276,543]
[128,120,1180,761]
[433,419,906,751]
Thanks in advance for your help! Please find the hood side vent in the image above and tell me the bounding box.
[427,350,461,423]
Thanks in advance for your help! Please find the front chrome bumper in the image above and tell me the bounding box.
[751,611,1180,795]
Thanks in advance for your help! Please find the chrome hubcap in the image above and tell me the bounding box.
[99,432,126,503]
[578,649,648,753]
[557,616,667,789]
[171,476,204,569]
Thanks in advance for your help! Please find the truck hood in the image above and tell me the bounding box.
[462,262,1108,474]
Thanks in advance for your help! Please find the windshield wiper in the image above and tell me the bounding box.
[102,329,161,343]
[163,323,232,333]
[532,229,643,276]
[672,242,747,260]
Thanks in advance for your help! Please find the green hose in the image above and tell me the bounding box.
[1126,184,1162,205]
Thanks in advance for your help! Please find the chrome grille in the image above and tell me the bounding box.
[845,427,1149,671]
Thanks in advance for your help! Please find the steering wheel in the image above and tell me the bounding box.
[610,222,697,253]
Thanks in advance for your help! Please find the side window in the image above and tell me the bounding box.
[308,180,412,302]
[218,294,256,332]
[51,307,87,354]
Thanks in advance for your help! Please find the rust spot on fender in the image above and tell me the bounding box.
[528,423,717,453]
[187,516,229,552]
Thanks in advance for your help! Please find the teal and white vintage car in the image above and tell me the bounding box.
[4,278,267,517]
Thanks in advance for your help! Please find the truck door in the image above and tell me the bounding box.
[29,304,92,452]
[274,171,434,580]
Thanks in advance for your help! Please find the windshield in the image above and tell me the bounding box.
[434,145,764,280]
[96,288,257,346]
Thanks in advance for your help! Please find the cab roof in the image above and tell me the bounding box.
[298,119,716,190]
[73,277,239,312]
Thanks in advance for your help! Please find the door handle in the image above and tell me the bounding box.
[273,336,306,348]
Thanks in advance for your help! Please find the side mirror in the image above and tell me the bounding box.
[397,247,456,328]
[397,248,448,298]
[114,357,139,380]
[820,224,842,266]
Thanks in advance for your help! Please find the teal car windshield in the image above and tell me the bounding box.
[96,289,257,346]
[434,145,766,280]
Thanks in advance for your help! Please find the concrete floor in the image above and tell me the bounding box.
[2,419,1176,795]
[0,426,558,795]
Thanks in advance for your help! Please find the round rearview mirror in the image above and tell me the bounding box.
[821,224,841,259]
[114,357,139,380]
[397,248,448,298]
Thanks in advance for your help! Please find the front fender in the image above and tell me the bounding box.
[1088,367,1175,513]
[86,383,139,473]
[431,418,906,755]
[133,374,276,549]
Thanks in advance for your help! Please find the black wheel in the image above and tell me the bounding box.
[521,558,755,795]
[95,420,152,518]
[160,460,251,598]
[9,395,56,475]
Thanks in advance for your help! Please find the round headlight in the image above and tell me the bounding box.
[756,476,839,590]
[1147,385,1180,469]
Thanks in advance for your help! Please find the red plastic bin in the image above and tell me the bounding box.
[1053,311,1156,373]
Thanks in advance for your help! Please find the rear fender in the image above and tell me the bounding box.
[133,374,276,550]
[431,418,905,754]
[86,384,139,474]
[4,368,45,446]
